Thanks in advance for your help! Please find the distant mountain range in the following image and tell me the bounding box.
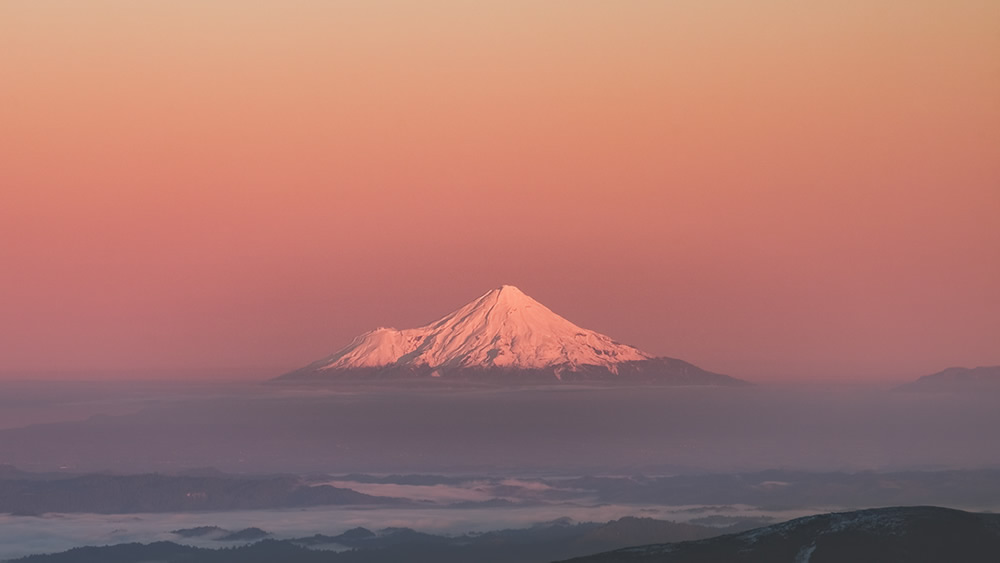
[0,473,402,515]
[0,515,788,563]
[277,285,744,386]
[898,365,1000,392]
[13,508,999,563]
[5,468,1000,515]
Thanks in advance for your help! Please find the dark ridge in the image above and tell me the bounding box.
[897,365,1000,392]
[560,506,1000,563]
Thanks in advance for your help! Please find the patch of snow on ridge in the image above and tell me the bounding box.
[314,285,651,372]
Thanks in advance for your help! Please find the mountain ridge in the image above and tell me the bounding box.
[560,506,1000,563]
[897,365,1000,392]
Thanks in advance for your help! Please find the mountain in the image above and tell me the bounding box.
[276,285,744,385]
[897,365,1000,392]
[560,506,1000,563]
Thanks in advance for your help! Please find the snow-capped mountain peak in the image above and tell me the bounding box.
[310,285,652,372]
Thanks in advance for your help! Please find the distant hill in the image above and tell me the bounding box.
[10,517,756,563]
[897,365,1000,392]
[561,506,1000,563]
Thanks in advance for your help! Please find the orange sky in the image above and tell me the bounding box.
[1,1,998,382]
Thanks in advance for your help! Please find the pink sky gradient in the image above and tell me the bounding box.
[1,1,998,382]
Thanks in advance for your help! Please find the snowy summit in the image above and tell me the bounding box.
[316,285,649,371]
[278,285,744,385]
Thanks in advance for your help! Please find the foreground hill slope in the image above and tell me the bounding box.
[561,506,1000,563]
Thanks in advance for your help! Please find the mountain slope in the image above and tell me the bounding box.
[560,506,1000,563]
[277,286,743,385]
[897,365,1000,392]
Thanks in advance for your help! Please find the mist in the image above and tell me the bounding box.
[1,381,998,474]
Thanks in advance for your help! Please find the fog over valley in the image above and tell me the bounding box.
[1,382,998,474]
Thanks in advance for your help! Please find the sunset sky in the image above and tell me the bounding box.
[1,1,997,382]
